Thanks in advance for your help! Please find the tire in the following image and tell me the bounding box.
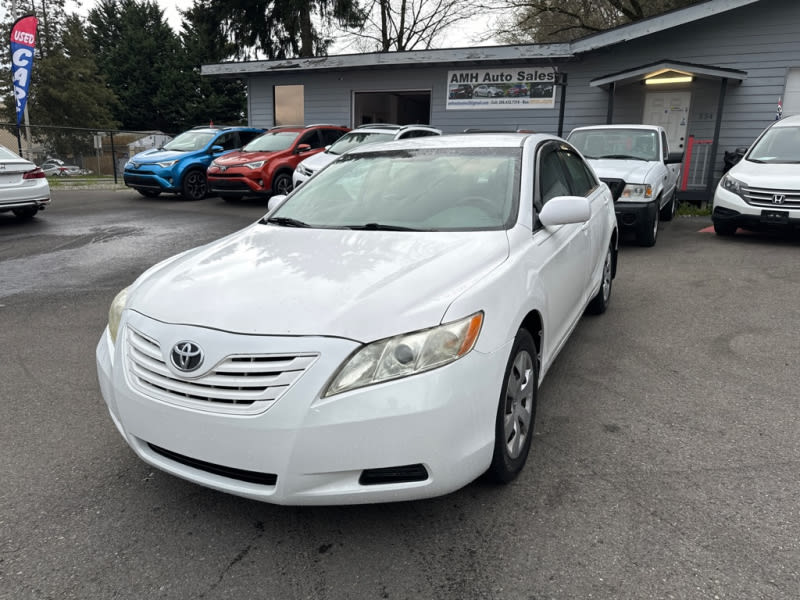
[12,206,38,220]
[137,189,161,198]
[271,172,293,196]
[181,169,208,201]
[586,244,614,315]
[638,203,659,247]
[487,328,538,483]
[660,192,676,222]
[713,220,737,236]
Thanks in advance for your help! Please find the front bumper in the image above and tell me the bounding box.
[208,172,268,195]
[713,187,800,231]
[123,167,178,193]
[614,200,657,230]
[96,312,508,505]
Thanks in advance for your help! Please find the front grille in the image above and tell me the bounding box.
[124,174,158,185]
[125,327,317,414]
[209,178,251,191]
[148,443,277,485]
[741,186,800,209]
[600,178,625,201]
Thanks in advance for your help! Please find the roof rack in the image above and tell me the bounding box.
[304,123,349,128]
[463,128,535,133]
[356,123,402,129]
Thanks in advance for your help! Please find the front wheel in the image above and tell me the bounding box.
[271,172,293,196]
[660,192,677,222]
[487,329,538,483]
[638,204,659,247]
[182,169,208,201]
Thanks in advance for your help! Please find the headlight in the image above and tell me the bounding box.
[720,173,745,198]
[156,160,178,168]
[619,183,653,201]
[244,160,266,169]
[108,287,129,344]
[324,312,483,397]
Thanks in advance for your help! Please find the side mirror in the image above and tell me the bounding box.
[295,144,312,154]
[210,145,224,154]
[267,194,288,212]
[666,151,684,164]
[538,196,591,228]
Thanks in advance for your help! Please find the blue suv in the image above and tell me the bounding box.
[123,126,264,200]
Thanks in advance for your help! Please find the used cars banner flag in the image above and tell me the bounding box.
[10,15,39,126]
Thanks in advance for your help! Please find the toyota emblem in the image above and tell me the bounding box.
[170,341,204,372]
[772,194,786,205]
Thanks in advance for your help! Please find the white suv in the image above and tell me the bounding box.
[292,124,441,188]
[712,114,800,236]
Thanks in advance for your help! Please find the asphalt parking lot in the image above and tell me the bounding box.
[1,190,799,599]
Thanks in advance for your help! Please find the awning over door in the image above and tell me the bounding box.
[589,59,747,88]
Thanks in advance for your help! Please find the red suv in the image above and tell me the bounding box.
[207,124,350,199]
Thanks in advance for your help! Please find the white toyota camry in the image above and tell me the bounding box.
[96,133,618,505]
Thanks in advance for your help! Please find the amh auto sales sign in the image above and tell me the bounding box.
[447,67,556,110]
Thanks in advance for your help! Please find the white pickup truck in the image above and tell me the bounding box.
[567,124,683,246]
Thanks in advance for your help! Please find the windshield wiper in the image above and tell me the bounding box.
[262,216,311,227]
[599,154,647,161]
[346,223,420,231]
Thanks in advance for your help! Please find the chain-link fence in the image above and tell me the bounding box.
[1,123,176,183]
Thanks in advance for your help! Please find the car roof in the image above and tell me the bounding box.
[345,132,558,154]
[569,124,661,133]
[771,114,800,127]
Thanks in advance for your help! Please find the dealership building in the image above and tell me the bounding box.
[203,0,800,200]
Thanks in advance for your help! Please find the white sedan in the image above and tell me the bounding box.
[96,134,618,505]
[0,145,50,220]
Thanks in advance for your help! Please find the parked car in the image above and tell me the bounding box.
[473,84,505,98]
[0,145,50,220]
[207,124,350,199]
[567,124,683,246]
[292,124,441,188]
[40,159,64,176]
[123,125,265,200]
[506,84,529,97]
[712,114,800,236]
[96,133,618,505]
[449,84,473,99]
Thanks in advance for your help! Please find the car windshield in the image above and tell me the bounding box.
[747,125,800,163]
[163,131,216,152]
[327,132,396,155]
[267,147,520,231]
[569,128,659,161]
[243,131,299,152]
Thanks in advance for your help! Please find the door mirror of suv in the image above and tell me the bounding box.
[210,145,224,154]
[295,144,312,154]
[538,196,591,228]
[267,195,288,212]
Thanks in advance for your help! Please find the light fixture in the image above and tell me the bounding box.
[645,75,693,85]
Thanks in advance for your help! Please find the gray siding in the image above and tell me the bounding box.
[242,0,800,182]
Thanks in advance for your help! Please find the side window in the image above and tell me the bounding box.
[239,130,261,146]
[559,149,596,196]
[538,147,571,205]
[215,132,239,151]
[321,129,345,146]
[398,130,417,139]
[299,130,324,149]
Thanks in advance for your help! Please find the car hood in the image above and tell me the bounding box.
[214,150,286,166]
[128,225,510,342]
[297,150,337,172]
[587,159,657,183]
[730,159,800,188]
[130,149,195,163]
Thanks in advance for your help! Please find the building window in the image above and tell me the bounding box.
[274,85,304,125]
